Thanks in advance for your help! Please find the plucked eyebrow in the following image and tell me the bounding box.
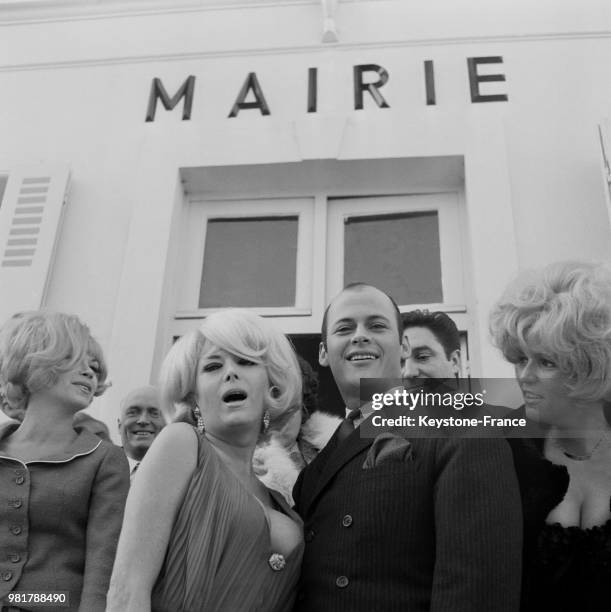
[201,353,223,361]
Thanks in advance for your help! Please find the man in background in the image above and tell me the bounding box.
[118,385,166,479]
[402,309,462,381]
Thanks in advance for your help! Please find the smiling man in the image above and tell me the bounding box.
[117,385,166,479]
[292,283,522,612]
[319,283,405,411]
[402,309,462,381]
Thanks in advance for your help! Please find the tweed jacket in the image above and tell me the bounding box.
[0,422,129,612]
[293,411,523,612]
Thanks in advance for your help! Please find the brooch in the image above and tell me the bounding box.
[268,553,286,571]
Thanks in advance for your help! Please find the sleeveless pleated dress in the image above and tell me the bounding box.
[151,428,303,612]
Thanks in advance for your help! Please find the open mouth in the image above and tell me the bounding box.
[347,353,378,362]
[222,390,248,403]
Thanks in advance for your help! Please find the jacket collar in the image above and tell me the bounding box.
[301,415,373,517]
[0,421,102,464]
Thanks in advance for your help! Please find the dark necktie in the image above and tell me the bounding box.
[130,462,140,481]
[336,408,362,443]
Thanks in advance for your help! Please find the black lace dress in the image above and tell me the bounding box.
[509,435,611,611]
[527,516,611,611]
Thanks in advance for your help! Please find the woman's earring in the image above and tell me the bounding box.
[193,404,205,434]
[262,410,270,432]
[270,385,280,398]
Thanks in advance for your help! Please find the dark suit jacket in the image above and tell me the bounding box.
[292,414,523,612]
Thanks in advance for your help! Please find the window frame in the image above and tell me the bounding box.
[175,197,314,319]
[325,193,466,310]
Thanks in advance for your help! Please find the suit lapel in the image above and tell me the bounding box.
[302,424,372,517]
[295,420,339,514]
[299,398,416,517]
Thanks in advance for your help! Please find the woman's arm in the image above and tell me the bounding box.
[80,444,130,612]
[106,423,198,612]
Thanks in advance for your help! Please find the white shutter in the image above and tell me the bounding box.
[0,165,70,322]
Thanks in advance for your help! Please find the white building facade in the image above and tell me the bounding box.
[0,0,610,431]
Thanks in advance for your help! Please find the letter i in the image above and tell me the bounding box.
[424,60,436,106]
[307,67,318,113]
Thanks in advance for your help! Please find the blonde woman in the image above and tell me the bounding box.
[108,309,303,612]
[0,311,129,612]
[491,261,611,611]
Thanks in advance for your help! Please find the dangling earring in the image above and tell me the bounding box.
[262,410,270,432]
[193,404,205,434]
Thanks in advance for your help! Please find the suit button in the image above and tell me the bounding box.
[336,575,349,588]
[304,529,315,543]
[342,514,353,527]
[8,553,20,563]
[15,476,24,485]
[1,570,12,581]
[9,498,22,509]
[10,525,22,535]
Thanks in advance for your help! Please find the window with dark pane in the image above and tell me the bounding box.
[344,211,443,304]
[199,216,298,307]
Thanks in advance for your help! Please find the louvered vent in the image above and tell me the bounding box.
[2,176,50,267]
[0,166,70,322]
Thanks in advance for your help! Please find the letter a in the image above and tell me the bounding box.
[228,72,271,117]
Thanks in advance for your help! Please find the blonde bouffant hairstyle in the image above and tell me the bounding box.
[490,261,611,402]
[160,309,302,424]
[0,311,109,411]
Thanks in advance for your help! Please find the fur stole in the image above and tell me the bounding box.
[253,411,342,505]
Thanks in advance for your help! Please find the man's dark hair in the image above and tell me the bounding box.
[402,310,460,358]
[321,283,403,348]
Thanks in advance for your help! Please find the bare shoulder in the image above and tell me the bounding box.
[155,422,199,447]
[142,423,199,473]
